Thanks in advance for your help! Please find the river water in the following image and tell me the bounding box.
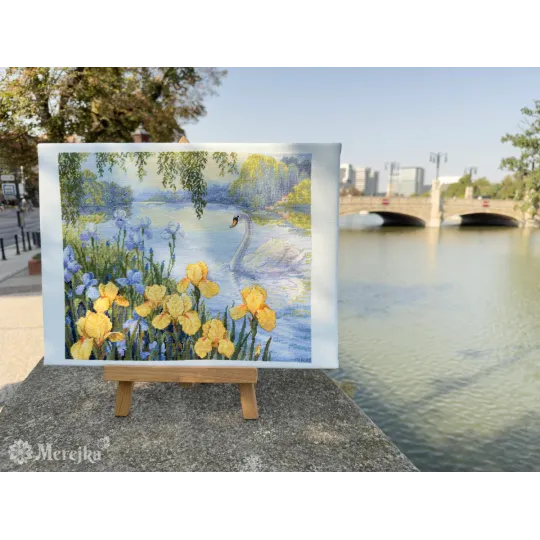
[335,215,540,471]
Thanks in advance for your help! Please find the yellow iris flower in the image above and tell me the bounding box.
[93,282,130,313]
[194,319,235,359]
[177,261,220,299]
[135,284,168,317]
[229,285,276,332]
[152,293,201,335]
[254,344,261,359]
[70,312,124,360]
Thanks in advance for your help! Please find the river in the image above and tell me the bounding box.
[334,214,540,471]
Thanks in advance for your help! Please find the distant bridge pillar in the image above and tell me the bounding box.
[426,180,442,228]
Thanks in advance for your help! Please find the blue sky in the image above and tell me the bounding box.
[186,68,540,188]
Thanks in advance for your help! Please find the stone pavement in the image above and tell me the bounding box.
[0,292,43,409]
[0,361,416,471]
[0,244,40,287]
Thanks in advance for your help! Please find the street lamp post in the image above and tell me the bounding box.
[430,152,448,185]
[464,166,477,184]
[385,161,400,197]
[16,166,26,250]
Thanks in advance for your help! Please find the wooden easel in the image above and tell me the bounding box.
[104,135,259,420]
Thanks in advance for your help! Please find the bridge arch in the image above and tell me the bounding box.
[449,211,521,227]
[340,209,427,226]
[369,211,426,227]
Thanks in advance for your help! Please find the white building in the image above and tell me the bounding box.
[340,164,355,187]
[436,175,462,185]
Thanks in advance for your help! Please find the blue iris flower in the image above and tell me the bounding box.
[141,341,166,360]
[131,217,152,239]
[116,340,127,358]
[117,269,145,295]
[123,311,149,336]
[113,209,128,230]
[105,339,127,358]
[126,231,143,251]
[80,222,99,242]
[75,272,100,299]
[63,246,82,283]
[160,221,184,240]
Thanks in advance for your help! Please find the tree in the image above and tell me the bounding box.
[491,174,522,200]
[59,151,238,226]
[229,155,302,209]
[472,177,492,197]
[0,67,226,202]
[501,100,540,217]
[445,174,471,198]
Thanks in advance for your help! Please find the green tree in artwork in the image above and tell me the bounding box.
[501,100,540,217]
[282,179,311,206]
[229,154,297,208]
[59,151,238,225]
[0,67,227,202]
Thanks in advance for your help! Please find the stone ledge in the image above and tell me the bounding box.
[0,361,416,471]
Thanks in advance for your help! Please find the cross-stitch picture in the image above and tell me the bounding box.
[59,150,313,363]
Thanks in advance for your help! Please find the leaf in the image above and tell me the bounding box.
[262,337,272,361]
[231,331,251,360]
[222,307,228,330]
[230,318,236,343]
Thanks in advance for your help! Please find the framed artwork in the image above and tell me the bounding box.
[38,143,340,368]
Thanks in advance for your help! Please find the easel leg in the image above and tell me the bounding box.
[239,383,258,420]
[115,381,134,417]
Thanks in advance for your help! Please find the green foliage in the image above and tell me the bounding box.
[501,100,540,216]
[59,153,89,224]
[492,174,522,200]
[0,67,227,201]
[472,177,493,197]
[229,154,300,209]
[281,179,311,206]
[59,151,238,225]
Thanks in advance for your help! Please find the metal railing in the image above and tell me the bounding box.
[0,231,41,261]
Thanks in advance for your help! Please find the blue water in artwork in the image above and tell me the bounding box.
[93,202,312,362]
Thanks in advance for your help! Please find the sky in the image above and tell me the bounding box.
[185,68,540,189]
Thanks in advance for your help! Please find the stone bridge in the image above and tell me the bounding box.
[339,189,538,228]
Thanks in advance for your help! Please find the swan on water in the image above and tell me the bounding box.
[229,213,306,276]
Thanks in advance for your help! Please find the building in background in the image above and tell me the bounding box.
[364,170,379,196]
[354,167,368,192]
[341,164,379,194]
[340,164,355,188]
[437,175,462,186]
[390,167,425,196]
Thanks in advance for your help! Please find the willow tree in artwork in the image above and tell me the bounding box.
[59,151,238,225]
